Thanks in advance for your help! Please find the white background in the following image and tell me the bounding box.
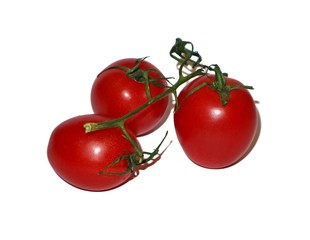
[1,0,309,239]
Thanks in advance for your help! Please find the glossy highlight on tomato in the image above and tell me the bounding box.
[91,58,170,136]
[174,74,258,169]
[47,114,141,191]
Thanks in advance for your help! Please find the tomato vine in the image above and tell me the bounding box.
[84,38,254,174]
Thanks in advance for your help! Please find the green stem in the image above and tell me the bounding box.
[208,64,254,106]
[84,38,254,175]
[119,124,143,163]
[84,66,204,133]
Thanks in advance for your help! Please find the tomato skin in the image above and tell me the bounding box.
[174,75,258,169]
[91,58,169,136]
[47,114,141,191]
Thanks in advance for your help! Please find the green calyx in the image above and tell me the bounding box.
[106,57,171,101]
[170,38,254,106]
[208,64,254,106]
[98,131,168,176]
[126,57,151,83]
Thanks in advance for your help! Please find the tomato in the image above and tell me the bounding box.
[91,58,170,136]
[174,74,258,169]
[47,114,141,191]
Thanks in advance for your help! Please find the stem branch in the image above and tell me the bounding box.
[84,38,254,175]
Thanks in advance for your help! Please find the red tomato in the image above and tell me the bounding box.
[91,58,170,136]
[174,74,258,169]
[47,114,141,191]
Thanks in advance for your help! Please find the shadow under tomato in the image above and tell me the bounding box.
[139,140,172,171]
[111,139,173,189]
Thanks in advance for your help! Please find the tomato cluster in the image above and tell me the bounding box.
[47,58,170,191]
[47,39,259,192]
